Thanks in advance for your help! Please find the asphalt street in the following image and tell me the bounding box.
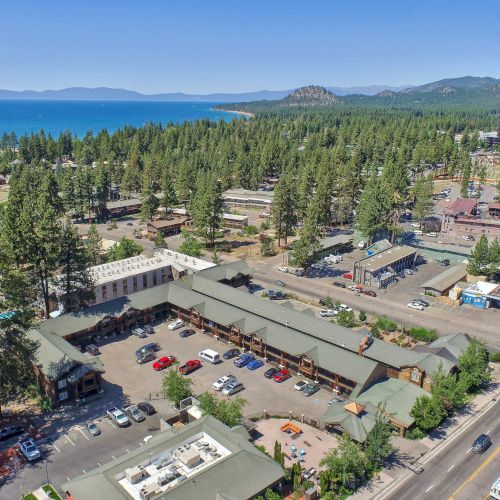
[379,398,500,500]
[249,256,499,349]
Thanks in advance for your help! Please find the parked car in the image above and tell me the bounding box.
[85,421,101,437]
[213,375,237,391]
[342,273,353,279]
[338,304,352,313]
[136,351,156,364]
[107,407,130,427]
[0,425,25,441]
[407,302,424,311]
[333,281,346,288]
[268,290,284,300]
[426,232,437,237]
[294,380,309,391]
[137,402,156,416]
[404,268,413,275]
[273,369,290,383]
[132,327,147,338]
[320,309,337,318]
[362,290,377,297]
[18,437,41,461]
[302,382,321,397]
[223,348,240,360]
[85,344,100,356]
[412,298,429,307]
[264,367,280,379]
[153,355,176,371]
[179,359,201,375]
[328,397,343,406]
[247,359,264,371]
[221,381,245,396]
[462,235,475,241]
[135,342,160,358]
[490,476,500,500]
[123,404,146,423]
[179,328,196,338]
[471,434,491,453]
[410,223,421,228]
[168,319,185,330]
[143,325,155,335]
[440,259,450,267]
[273,280,285,287]
[234,353,255,368]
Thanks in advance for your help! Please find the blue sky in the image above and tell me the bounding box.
[0,0,498,93]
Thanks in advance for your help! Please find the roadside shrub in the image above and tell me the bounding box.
[489,352,500,363]
[370,325,380,338]
[376,316,398,332]
[244,224,259,236]
[408,327,439,343]
[260,218,271,230]
[405,427,426,440]
[337,310,358,328]
[323,296,334,309]
[359,310,367,322]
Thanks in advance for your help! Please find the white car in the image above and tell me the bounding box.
[18,437,41,461]
[338,304,353,313]
[407,302,424,311]
[410,223,421,228]
[168,319,185,331]
[426,232,437,237]
[212,375,237,391]
[404,269,413,275]
[294,380,308,391]
[320,309,337,317]
[278,266,289,273]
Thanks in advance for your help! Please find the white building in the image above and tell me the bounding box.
[89,249,215,305]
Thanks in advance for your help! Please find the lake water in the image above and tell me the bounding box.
[0,100,236,137]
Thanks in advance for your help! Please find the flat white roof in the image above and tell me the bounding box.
[89,250,214,284]
[464,281,499,295]
[117,431,231,500]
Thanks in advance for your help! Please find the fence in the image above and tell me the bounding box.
[244,410,326,431]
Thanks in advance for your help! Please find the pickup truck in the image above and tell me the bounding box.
[107,407,130,427]
[178,359,201,375]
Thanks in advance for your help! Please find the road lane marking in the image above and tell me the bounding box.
[447,464,455,472]
[466,447,472,453]
[51,442,61,453]
[112,455,116,460]
[485,430,490,434]
[126,449,131,453]
[425,485,433,493]
[449,447,500,499]
[76,427,90,440]
[97,462,101,467]
[64,434,76,446]
[66,476,71,481]
[82,469,86,474]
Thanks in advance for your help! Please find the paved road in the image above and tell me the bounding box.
[249,256,499,349]
[379,398,500,500]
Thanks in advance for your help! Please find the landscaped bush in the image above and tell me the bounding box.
[243,224,259,235]
[408,327,439,343]
[359,310,367,322]
[376,316,398,332]
[405,427,426,440]
[370,325,380,338]
[490,352,500,363]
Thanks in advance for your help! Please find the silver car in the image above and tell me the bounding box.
[86,421,101,436]
[222,381,245,396]
[132,327,147,338]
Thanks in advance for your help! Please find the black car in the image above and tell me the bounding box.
[440,259,450,267]
[264,367,280,379]
[179,328,196,338]
[137,401,156,415]
[412,298,429,307]
[471,434,491,453]
[223,348,240,360]
[333,281,346,288]
[136,351,156,364]
[0,425,25,441]
[135,342,161,358]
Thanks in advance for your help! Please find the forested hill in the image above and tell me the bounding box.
[283,86,341,106]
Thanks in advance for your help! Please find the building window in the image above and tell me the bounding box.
[143,274,148,289]
[123,280,128,294]
[57,379,67,389]
[101,286,107,300]
[410,368,421,383]
[112,283,118,298]
[162,269,167,283]
[133,276,138,292]
[152,272,157,286]
[59,391,68,401]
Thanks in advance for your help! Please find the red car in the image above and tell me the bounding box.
[273,369,290,383]
[342,273,353,280]
[178,359,201,375]
[363,290,377,297]
[153,355,176,371]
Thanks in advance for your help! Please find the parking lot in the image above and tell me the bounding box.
[97,322,333,418]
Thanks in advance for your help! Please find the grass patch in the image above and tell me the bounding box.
[23,494,37,500]
[42,484,62,500]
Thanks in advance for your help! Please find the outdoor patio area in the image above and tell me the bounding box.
[253,418,338,473]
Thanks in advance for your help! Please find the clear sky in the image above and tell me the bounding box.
[0,0,498,94]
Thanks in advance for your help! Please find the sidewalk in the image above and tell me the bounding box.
[350,378,500,500]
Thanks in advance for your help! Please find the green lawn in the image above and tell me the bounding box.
[23,484,62,500]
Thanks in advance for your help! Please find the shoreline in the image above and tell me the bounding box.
[216,109,254,118]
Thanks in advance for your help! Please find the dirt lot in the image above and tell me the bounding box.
[96,321,333,419]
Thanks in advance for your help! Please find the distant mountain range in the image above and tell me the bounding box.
[0,84,412,102]
[0,77,498,102]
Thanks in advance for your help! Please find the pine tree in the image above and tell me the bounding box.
[412,174,434,221]
[141,184,159,223]
[86,224,103,266]
[94,164,111,220]
[160,171,178,217]
[467,235,489,276]
[55,220,95,312]
[272,173,298,247]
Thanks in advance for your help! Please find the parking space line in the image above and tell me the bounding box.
[112,455,116,460]
[82,469,87,474]
[105,419,117,429]
[51,442,61,453]
[67,476,71,482]
[75,427,90,440]
[64,434,76,446]
[97,462,102,467]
